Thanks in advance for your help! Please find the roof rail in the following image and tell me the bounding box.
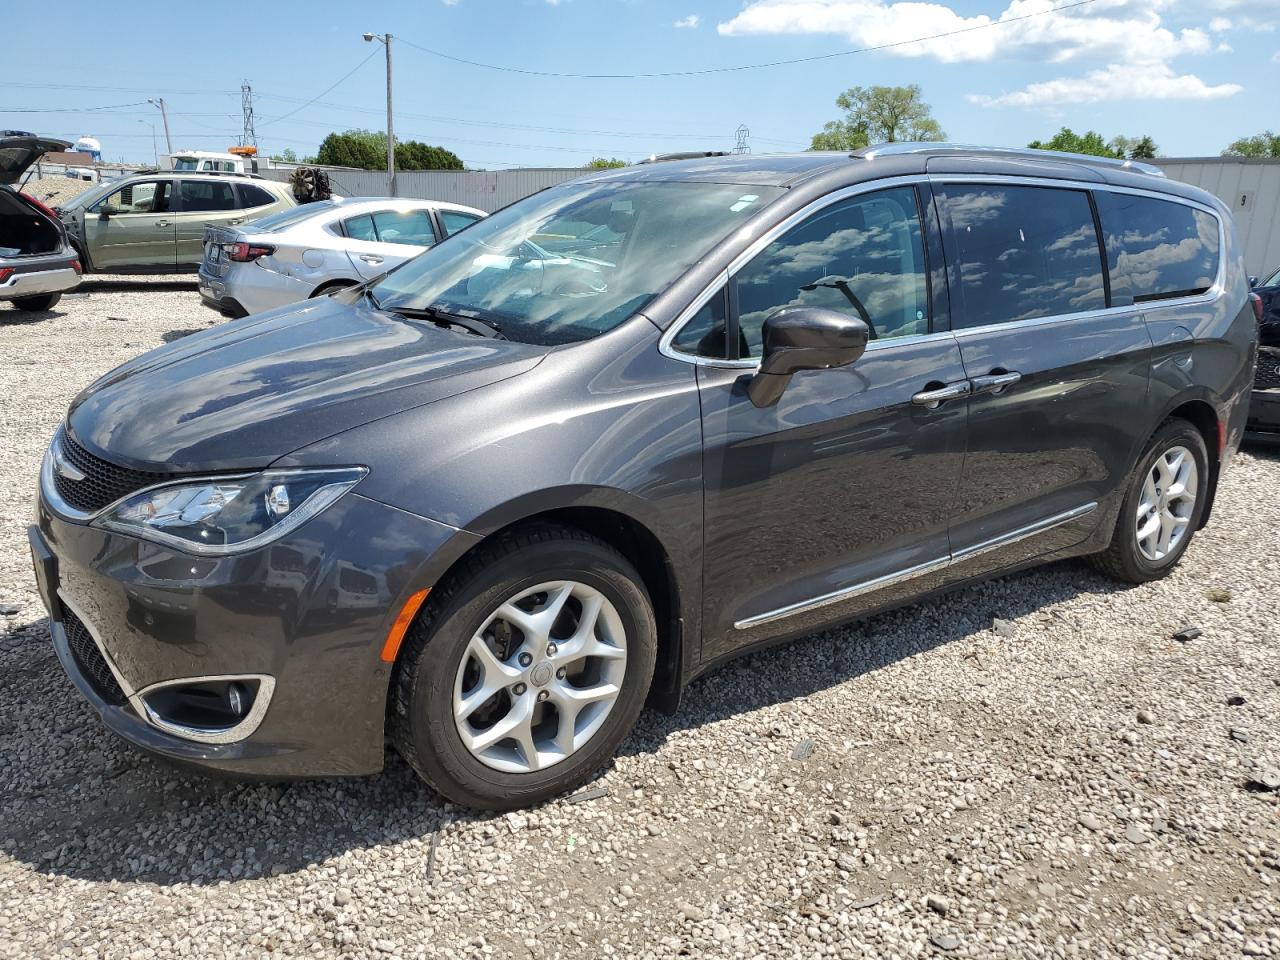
[853,142,1166,177]
[132,168,266,180]
[637,151,732,164]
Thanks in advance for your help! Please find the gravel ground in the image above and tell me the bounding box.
[1,287,1278,959]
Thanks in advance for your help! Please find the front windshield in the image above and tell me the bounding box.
[370,179,783,345]
[174,158,198,170]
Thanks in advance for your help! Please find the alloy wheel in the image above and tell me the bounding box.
[1135,445,1198,562]
[452,580,627,774]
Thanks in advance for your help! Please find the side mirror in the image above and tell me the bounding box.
[747,306,869,408]
[98,205,118,220]
[1248,276,1260,288]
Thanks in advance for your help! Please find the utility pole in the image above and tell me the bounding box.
[148,98,173,156]
[363,32,396,197]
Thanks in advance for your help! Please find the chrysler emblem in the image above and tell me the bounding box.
[51,445,87,482]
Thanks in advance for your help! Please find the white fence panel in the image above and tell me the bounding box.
[259,167,587,212]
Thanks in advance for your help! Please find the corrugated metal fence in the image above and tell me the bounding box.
[1155,159,1280,277]
[260,167,587,213]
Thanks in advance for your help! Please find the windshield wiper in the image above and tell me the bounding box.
[388,304,506,340]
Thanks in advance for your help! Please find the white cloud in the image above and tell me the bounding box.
[716,0,1214,65]
[1208,16,1232,30]
[674,14,701,28]
[969,62,1243,107]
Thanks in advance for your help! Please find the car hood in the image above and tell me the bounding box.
[0,134,71,184]
[66,295,546,473]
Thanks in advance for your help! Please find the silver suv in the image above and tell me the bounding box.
[1,133,81,312]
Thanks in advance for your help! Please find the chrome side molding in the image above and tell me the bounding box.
[733,502,1098,630]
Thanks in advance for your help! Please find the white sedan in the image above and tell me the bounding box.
[197,197,486,317]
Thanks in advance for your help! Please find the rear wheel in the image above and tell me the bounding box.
[310,279,357,298]
[10,292,61,312]
[1091,418,1209,583]
[391,525,656,810]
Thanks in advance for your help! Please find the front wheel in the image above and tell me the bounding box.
[10,292,62,312]
[390,525,656,810]
[1091,418,1209,584]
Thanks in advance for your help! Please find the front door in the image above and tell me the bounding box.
[83,178,176,271]
[175,178,244,266]
[933,181,1152,574]
[686,185,971,660]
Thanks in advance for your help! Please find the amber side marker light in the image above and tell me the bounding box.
[381,588,431,662]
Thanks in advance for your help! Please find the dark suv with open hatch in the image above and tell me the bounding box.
[30,145,1256,809]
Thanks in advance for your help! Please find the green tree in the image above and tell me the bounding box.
[1222,131,1280,158]
[270,148,299,163]
[1028,128,1124,158]
[585,157,628,169]
[395,140,463,170]
[315,129,462,170]
[1128,135,1158,159]
[809,85,944,151]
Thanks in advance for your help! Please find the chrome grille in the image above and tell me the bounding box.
[62,606,127,706]
[52,430,169,515]
[1257,349,1280,391]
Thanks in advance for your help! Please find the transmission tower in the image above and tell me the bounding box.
[733,124,751,154]
[240,81,257,149]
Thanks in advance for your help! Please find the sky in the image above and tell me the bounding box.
[3,0,1275,169]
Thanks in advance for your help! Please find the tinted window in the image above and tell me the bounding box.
[371,209,436,246]
[1094,192,1220,304]
[671,287,731,358]
[735,186,929,358]
[344,214,377,242]
[440,210,482,235]
[940,185,1105,327]
[238,184,277,208]
[179,180,236,212]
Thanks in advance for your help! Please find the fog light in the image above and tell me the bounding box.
[135,675,274,744]
[228,681,247,717]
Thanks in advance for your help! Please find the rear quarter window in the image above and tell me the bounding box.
[1094,192,1220,304]
[237,184,278,209]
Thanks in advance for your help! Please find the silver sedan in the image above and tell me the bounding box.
[197,197,485,317]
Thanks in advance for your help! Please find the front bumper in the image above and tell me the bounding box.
[31,489,476,777]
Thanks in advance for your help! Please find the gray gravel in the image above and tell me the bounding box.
[2,287,1279,959]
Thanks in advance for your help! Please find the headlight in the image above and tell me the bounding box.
[93,468,367,556]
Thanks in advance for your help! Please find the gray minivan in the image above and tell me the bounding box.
[30,145,1256,810]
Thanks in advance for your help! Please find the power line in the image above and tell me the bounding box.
[0,101,151,113]
[1,81,235,95]
[396,0,1101,79]
[257,49,380,127]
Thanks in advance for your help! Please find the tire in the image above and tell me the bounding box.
[11,292,61,312]
[1090,418,1209,584]
[391,524,657,810]
[309,279,356,298]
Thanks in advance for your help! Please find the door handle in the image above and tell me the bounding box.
[911,380,971,409]
[155,220,170,228]
[971,371,1022,396]
[359,255,384,264]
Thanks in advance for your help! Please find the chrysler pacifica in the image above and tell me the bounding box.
[31,146,1256,809]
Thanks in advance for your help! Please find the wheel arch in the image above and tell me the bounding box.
[398,495,691,715]
[310,277,360,298]
[1161,395,1223,529]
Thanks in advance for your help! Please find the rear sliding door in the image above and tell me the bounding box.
[933,180,1152,576]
